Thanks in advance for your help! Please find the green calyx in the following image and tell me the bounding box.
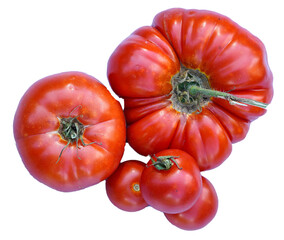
[58,116,85,143]
[171,67,211,113]
[56,106,101,164]
[149,155,182,171]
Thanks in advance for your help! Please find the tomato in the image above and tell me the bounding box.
[107,8,273,171]
[13,72,126,192]
[140,149,202,214]
[106,160,148,212]
[164,176,218,230]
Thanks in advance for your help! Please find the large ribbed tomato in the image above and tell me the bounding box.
[107,8,273,171]
[14,72,126,192]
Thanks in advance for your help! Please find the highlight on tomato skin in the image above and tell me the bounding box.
[106,160,148,212]
[13,72,126,192]
[164,176,218,231]
[107,7,274,172]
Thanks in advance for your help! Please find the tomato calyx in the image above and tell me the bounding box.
[58,116,85,143]
[171,66,211,114]
[148,155,182,171]
[56,106,101,163]
[171,66,268,114]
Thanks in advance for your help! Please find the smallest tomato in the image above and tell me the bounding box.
[106,160,148,212]
[164,176,218,230]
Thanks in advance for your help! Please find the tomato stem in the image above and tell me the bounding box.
[171,67,268,113]
[188,85,268,109]
[56,106,102,163]
[149,155,182,171]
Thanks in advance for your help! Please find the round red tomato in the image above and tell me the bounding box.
[164,176,218,230]
[140,149,202,214]
[107,8,273,171]
[13,72,126,192]
[106,160,148,212]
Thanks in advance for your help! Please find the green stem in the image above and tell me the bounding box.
[149,155,182,170]
[56,106,101,164]
[189,85,268,109]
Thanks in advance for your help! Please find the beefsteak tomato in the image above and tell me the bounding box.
[14,72,126,192]
[107,8,273,171]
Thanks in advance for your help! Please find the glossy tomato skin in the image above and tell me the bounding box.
[106,160,148,212]
[107,8,273,171]
[107,26,179,98]
[164,176,218,231]
[140,149,202,214]
[14,72,126,192]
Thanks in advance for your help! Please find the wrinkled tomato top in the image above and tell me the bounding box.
[107,8,273,171]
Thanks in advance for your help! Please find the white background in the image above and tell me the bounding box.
[1,0,284,239]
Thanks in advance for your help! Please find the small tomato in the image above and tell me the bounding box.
[164,176,218,230]
[140,149,202,214]
[106,160,148,212]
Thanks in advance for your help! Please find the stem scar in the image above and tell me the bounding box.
[56,105,101,164]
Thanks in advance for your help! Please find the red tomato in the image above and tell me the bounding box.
[14,72,126,192]
[164,176,218,230]
[106,160,148,212]
[107,8,273,171]
[140,149,202,214]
